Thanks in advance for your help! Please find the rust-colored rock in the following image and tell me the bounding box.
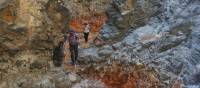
[79,62,161,88]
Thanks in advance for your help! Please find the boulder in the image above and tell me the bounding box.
[68,73,80,83]
[100,24,119,41]
[98,45,113,58]
[78,47,102,64]
[32,76,55,88]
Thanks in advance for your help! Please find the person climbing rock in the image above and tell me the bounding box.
[83,23,91,43]
[68,30,79,65]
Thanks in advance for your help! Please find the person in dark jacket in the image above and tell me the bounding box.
[53,41,64,67]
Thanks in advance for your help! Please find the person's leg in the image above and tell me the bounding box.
[69,45,75,65]
[84,32,87,42]
[86,33,89,42]
[74,44,78,64]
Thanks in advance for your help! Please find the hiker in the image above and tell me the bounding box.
[53,41,64,67]
[68,30,79,65]
[83,23,91,43]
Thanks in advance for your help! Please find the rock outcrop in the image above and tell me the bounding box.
[0,0,200,88]
[78,0,200,87]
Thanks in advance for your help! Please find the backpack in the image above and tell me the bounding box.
[69,32,78,45]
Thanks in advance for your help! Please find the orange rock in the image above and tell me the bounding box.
[69,14,107,32]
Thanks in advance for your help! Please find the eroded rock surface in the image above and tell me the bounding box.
[0,0,200,88]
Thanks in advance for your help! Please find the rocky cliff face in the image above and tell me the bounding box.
[100,0,200,87]
[0,0,200,88]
